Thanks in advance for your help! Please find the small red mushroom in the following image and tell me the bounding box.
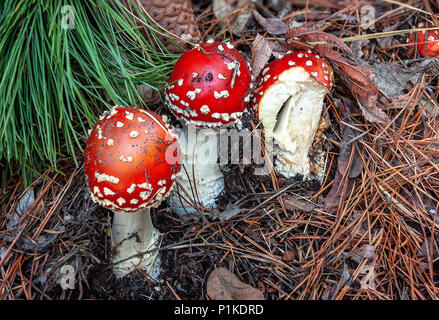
[408,29,439,57]
[253,50,333,179]
[84,105,181,278]
[164,41,252,128]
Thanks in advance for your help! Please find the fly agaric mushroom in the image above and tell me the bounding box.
[253,50,333,180]
[408,29,439,57]
[164,41,251,215]
[84,105,181,278]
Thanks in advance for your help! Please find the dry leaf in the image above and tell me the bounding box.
[206,267,265,300]
[213,0,253,36]
[349,244,375,264]
[338,126,364,178]
[283,27,389,124]
[253,11,288,35]
[283,196,315,212]
[314,45,390,124]
[286,26,353,56]
[251,34,273,80]
[320,171,353,209]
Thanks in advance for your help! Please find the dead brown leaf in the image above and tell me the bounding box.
[251,34,273,80]
[315,45,390,124]
[253,11,288,35]
[206,267,265,300]
[286,26,353,56]
[320,171,353,209]
[338,126,364,179]
[283,196,315,213]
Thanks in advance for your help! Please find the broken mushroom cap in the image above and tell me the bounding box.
[84,105,181,212]
[164,41,252,128]
[253,50,333,179]
[253,50,332,115]
[408,29,439,57]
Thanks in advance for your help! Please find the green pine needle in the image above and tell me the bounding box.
[0,0,179,186]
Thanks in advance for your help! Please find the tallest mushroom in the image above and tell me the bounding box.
[164,41,251,214]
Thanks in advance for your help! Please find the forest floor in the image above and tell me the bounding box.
[0,0,438,300]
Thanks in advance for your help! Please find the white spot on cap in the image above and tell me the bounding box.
[226,42,234,49]
[127,184,136,193]
[125,112,134,120]
[297,53,304,58]
[218,73,227,79]
[93,186,103,197]
[138,182,152,190]
[103,187,116,196]
[119,155,133,162]
[178,79,183,86]
[212,113,221,119]
[311,72,318,77]
[138,117,146,122]
[221,113,230,122]
[192,72,198,78]
[225,61,238,73]
[95,172,119,184]
[200,105,210,114]
[306,60,313,66]
[217,44,224,51]
[139,191,151,200]
[186,88,201,101]
[107,139,114,146]
[116,121,124,128]
[116,198,126,206]
[97,126,103,139]
[214,90,229,99]
[169,93,180,101]
[157,179,166,186]
[262,67,270,75]
[129,130,139,138]
[130,199,139,205]
[288,61,295,66]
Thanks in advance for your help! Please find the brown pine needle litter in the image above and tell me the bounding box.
[1,0,439,300]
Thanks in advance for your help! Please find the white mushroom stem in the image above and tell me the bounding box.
[111,209,161,279]
[259,67,328,179]
[167,125,224,216]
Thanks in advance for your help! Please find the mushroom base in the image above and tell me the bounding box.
[167,126,224,216]
[111,209,161,279]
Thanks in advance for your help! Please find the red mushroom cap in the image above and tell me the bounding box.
[252,50,333,116]
[84,105,181,213]
[408,29,439,57]
[164,42,251,128]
